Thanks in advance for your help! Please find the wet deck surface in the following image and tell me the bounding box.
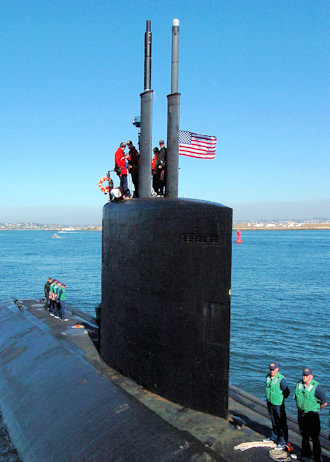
[0,299,329,462]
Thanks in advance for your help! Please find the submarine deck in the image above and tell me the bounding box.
[0,299,329,462]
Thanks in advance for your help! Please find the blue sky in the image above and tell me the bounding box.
[1,0,329,224]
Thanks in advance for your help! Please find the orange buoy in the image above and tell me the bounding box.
[235,230,242,244]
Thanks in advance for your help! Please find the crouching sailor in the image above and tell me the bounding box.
[57,282,68,321]
[294,367,327,462]
[264,361,290,450]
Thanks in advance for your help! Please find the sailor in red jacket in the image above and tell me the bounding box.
[114,142,131,198]
[152,147,160,194]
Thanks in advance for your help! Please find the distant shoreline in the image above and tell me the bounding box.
[0,226,102,231]
[233,224,330,231]
[1,225,329,231]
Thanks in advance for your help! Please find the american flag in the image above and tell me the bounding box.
[179,130,217,159]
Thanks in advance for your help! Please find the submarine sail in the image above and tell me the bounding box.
[101,19,232,419]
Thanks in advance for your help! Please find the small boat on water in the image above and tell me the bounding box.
[52,233,62,239]
[58,228,76,233]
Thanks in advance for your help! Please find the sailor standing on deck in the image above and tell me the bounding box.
[157,140,167,196]
[264,361,290,450]
[127,140,139,198]
[44,277,52,309]
[152,147,160,194]
[294,367,327,462]
[114,142,131,199]
[49,279,57,315]
[54,281,61,318]
[57,282,68,321]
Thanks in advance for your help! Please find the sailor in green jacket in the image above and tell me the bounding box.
[264,361,290,450]
[49,279,57,315]
[57,282,68,321]
[53,281,61,318]
[294,367,327,462]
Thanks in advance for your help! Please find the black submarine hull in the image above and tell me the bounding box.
[0,300,209,461]
[101,198,232,418]
[1,300,329,462]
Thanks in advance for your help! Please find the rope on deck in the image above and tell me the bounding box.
[269,449,291,461]
[234,441,276,451]
[234,441,292,461]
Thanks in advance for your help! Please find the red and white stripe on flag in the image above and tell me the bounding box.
[179,130,217,159]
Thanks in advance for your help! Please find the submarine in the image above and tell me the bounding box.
[0,19,329,462]
[101,18,231,420]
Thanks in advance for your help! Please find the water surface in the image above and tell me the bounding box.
[0,229,328,429]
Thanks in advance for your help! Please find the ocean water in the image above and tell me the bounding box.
[0,229,329,430]
[231,230,329,431]
[0,230,101,313]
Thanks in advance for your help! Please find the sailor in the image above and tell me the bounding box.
[54,281,60,318]
[49,279,57,315]
[157,140,167,196]
[294,367,328,462]
[114,142,131,199]
[152,147,160,194]
[44,277,52,309]
[57,282,68,321]
[127,140,139,198]
[264,361,290,450]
